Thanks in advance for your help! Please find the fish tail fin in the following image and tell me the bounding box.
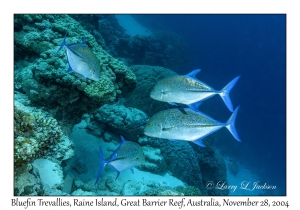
[219,76,241,112]
[225,106,241,142]
[95,147,107,185]
[54,31,68,56]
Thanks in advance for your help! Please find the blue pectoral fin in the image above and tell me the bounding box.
[192,138,206,147]
[187,101,203,111]
[54,31,68,56]
[130,168,134,174]
[186,69,201,78]
[95,147,107,185]
[225,106,241,142]
[219,76,240,112]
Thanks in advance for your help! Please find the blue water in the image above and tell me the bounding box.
[132,14,286,195]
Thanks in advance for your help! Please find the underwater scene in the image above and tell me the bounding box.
[14,14,286,196]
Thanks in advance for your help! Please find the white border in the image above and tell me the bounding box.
[2,0,299,209]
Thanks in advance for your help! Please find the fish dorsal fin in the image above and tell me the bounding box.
[109,135,127,161]
[54,31,68,56]
[184,69,216,90]
[186,69,201,79]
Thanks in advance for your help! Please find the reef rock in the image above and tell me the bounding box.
[89,104,149,141]
[193,145,229,196]
[138,137,204,191]
[14,92,73,170]
[138,146,167,174]
[32,159,64,189]
[14,164,44,196]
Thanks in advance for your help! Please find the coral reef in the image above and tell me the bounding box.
[67,15,190,72]
[14,94,71,169]
[14,164,44,196]
[88,104,149,141]
[14,14,136,127]
[70,14,126,54]
[116,31,191,73]
[83,75,116,103]
[124,65,178,116]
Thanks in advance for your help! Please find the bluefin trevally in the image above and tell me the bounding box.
[95,135,145,184]
[55,32,101,81]
[150,69,240,112]
[144,106,241,147]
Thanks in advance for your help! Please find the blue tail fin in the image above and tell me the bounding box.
[219,76,240,112]
[54,31,68,56]
[225,106,241,142]
[95,147,106,185]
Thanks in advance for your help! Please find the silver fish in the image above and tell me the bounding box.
[55,32,101,81]
[144,107,241,147]
[95,135,145,184]
[150,69,240,112]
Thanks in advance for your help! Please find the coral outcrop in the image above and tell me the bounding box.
[14,95,69,169]
[87,104,149,141]
[14,164,45,196]
[116,30,190,73]
[192,145,229,196]
[138,146,167,174]
[68,15,191,73]
[138,136,204,192]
